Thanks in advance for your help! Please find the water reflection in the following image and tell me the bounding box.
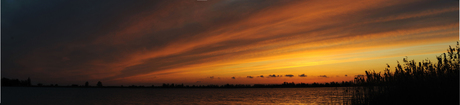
[3,87,352,105]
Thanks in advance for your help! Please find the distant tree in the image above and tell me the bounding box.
[97,81,103,87]
[85,81,89,87]
[27,77,31,86]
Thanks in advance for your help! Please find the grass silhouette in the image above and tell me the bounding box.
[349,42,459,105]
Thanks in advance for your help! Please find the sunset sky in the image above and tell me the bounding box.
[2,0,459,86]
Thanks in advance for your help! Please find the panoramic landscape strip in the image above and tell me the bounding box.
[3,42,458,104]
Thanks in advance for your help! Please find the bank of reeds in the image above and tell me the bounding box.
[350,42,459,105]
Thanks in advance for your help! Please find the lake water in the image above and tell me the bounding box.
[2,87,352,105]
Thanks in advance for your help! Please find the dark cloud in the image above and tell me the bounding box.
[258,75,264,78]
[345,75,348,77]
[299,74,307,77]
[247,76,254,78]
[285,74,294,77]
[2,0,172,82]
[209,76,214,79]
[319,75,328,78]
[268,74,283,77]
[231,77,236,79]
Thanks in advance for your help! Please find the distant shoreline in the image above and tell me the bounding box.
[1,85,353,88]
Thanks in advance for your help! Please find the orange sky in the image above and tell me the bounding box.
[3,0,459,86]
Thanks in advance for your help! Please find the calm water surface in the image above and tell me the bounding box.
[3,87,352,105]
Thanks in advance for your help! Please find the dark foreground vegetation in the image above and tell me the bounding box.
[350,42,459,105]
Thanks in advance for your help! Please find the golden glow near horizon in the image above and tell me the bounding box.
[3,0,458,85]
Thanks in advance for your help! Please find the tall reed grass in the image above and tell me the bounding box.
[350,42,459,105]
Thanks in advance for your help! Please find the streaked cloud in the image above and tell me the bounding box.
[2,0,458,85]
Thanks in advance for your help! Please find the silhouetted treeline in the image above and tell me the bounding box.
[350,42,460,105]
[2,78,354,88]
[2,77,31,86]
[1,78,104,88]
[0,78,354,88]
[158,81,354,88]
